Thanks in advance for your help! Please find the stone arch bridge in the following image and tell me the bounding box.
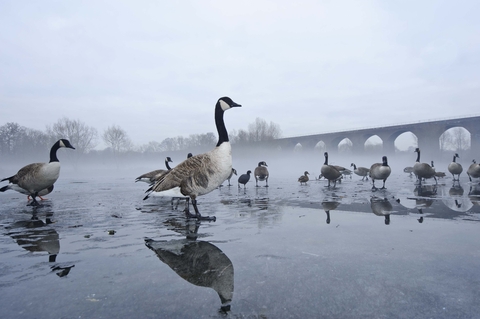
[269,116,480,155]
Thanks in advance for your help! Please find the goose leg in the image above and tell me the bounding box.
[27,192,40,206]
[265,178,269,187]
[191,199,216,222]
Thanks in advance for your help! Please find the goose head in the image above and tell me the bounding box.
[257,161,268,167]
[59,139,75,150]
[218,97,242,111]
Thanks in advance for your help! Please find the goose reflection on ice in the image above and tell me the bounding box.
[145,226,234,312]
[322,201,340,224]
[5,213,59,262]
[370,196,392,225]
[442,185,473,212]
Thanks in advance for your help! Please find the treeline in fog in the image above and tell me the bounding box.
[0,117,282,167]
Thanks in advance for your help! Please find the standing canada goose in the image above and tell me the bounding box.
[135,157,173,183]
[350,163,369,181]
[413,148,436,185]
[448,153,463,181]
[223,168,237,187]
[467,160,480,182]
[298,171,309,185]
[369,155,391,190]
[0,184,54,201]
[144,97,242,221]
[254,161,269,187]
[431,161,446,178]
[403,166,414,176]
[238,170,251,189]
[0,139,75,206]
[321,152,342,187]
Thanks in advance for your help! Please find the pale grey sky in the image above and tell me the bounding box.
[1,0,479,148]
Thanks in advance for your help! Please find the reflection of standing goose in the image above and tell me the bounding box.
[369,156,391,190]
[6,217,60,262]
[448,153,463,181]
[370,197,392,225]
[145,238,234,312]
[322,201,340,224]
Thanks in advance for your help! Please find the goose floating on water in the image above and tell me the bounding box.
[143,97,242,221]
[0,139,75,206]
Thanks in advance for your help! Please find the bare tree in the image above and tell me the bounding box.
[0,122,26,156]
[248,118,282,142]
[449,127,470,151]
[46,117,98,155]
[102,125,132,155]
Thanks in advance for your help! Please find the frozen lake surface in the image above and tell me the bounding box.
[1,170,480,319]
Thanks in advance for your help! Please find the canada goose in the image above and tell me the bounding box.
[431,161,446,178]
[448,153,463,181]
[0,184,54,201]
[254,161,269,187]
[369,155,391,190]
[298,171,309,185]
[341,169,352,179]
[413,148,436,185]
[0,139,75,206]
[403,166,414,176]
[144,97,242,221]
[135,157,173,183]
[321,152,342,187]
[467,159,480,182]
[225,168,237,186]
[350,163,369,181]
[238,170,251,189]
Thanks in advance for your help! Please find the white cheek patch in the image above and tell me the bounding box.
[59,140,65,148]
[219,100,230,111]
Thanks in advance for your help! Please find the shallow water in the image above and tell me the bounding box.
[1,172,480,319]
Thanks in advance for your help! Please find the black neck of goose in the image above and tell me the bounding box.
[324,154,328,165]
[215,105,228,147]
[416,151,420,163]
[383,157,388,166]
[49,141,61,163]
[353,164,357,169]
[453,155,456,162]
[165,159,171,170]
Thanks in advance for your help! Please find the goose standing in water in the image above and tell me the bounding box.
[237,170,251,189]
[467,160,480,182]
[298,171,309,185]
[144,97,242,221]
[0,139,75,206]
[369,156,391,190]
[135,157,173,183]
[448,153,463,181]
[350,163,369,181]
[254,161,269,187]
[413,148,436,185]
[321,152,342,187]
[0,184,54,201]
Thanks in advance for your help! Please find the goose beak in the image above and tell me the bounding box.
[231,102,242,108]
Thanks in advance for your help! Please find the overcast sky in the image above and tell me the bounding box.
[1,0,479,148]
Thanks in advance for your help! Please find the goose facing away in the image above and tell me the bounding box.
[135,157,173,183]
[321,152,342,187]
[350,163,369,181]
[254,161,269,187]
[413,148,437,185]
[0,139,75,206]
[144,97,242,221]
[238,170,251,189]
[467,160,480,182]
[448,153,463,181]
[298,171,309,185]
[369,156,391,190]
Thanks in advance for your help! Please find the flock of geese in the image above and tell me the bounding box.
[303,148,480,190]
[2,96,480,222]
